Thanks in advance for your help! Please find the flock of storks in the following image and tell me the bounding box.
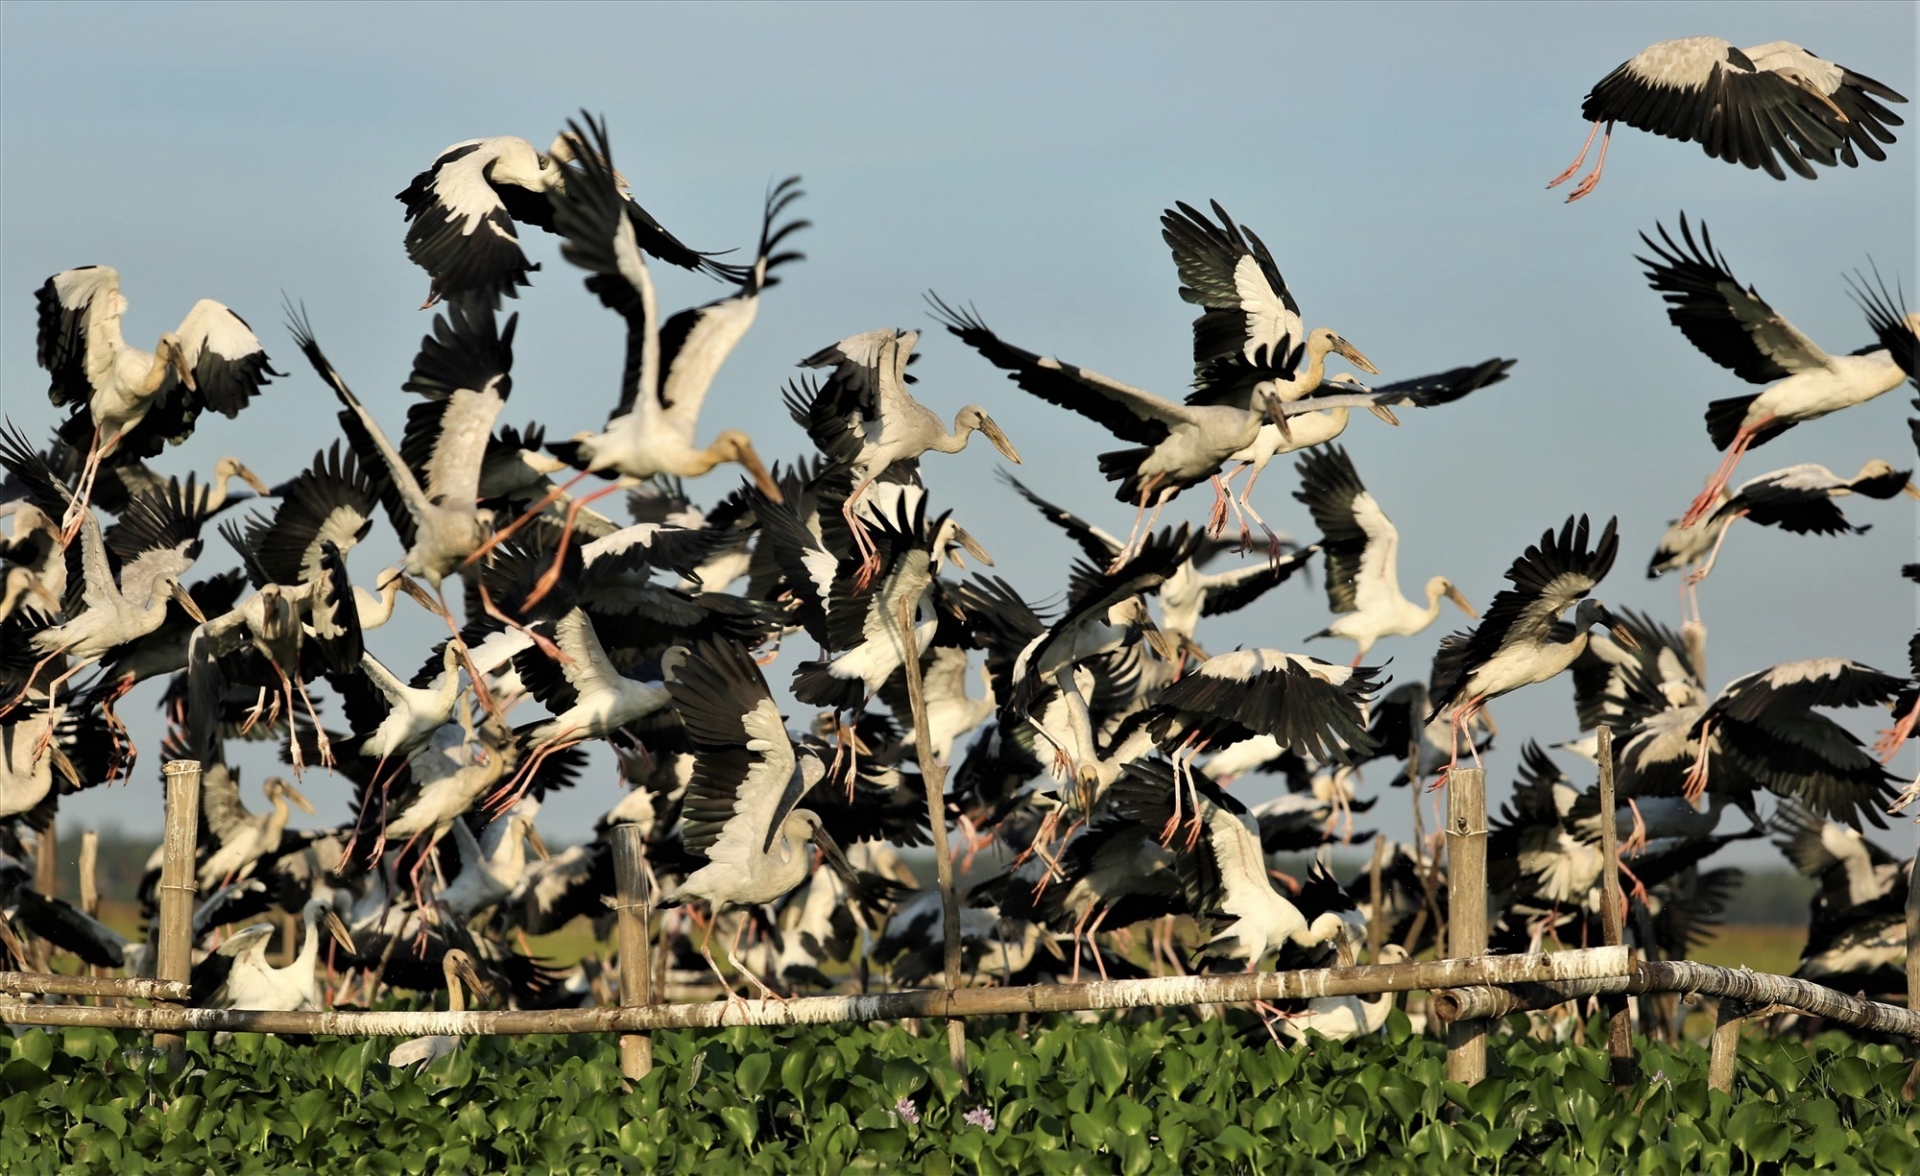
[1,35,1916,1049]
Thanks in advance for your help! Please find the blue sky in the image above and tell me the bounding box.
[2,2,1914,864]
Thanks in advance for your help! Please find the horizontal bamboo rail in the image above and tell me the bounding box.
[0,973,190,1002]
[1430,960,1920,1040]
[2,947,1632,1037]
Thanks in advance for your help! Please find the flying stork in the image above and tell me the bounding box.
[789,325,1020,589]
[1427,515,1635,780]
[1659,458,1920,593]
[1549,38,1906,201]
[660,640,861,1002]
[34,266,279,539]
[397,121,744,308]
[1636,215,1920,525]
[1292,445,1477,664]
[930,297,1268,569]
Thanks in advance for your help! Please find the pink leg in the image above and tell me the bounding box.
[1682,422,1767,528]
[1685,513,1744,588]
[1547,120,1603,189]
[1564,124,1614,203]
[464,469,594,567]
[522,481,626,610]
[1875,694,1920,761]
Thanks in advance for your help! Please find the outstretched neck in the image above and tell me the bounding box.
[931,414,975,455]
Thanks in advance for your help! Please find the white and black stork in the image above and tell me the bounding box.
[1549,38,1906,201]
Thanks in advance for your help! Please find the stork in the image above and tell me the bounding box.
[1293,444,1477,663]
[1636,215,1920,525]
[34,266,279,538]
[387,949,488,1072]
[197,768,317,891]
[192,895,353,1013]
[1549,38,1906,201]
[1669,459,1920,592]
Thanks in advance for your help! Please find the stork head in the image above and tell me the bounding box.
[1426,576,1477,619]
[157,332,197,392]
[1307,327,1379,376]
[161,577,206,623]
[956,406,1022,463]
[1846,458,1920,500]
[1575,598,1639,650]
[265,776,317,815]
[304,895,356,954]
[443,948,491,1001]
[791,809,854,880]
[709,430,783,504]
[214,456,273,497]
[931,511,993,571]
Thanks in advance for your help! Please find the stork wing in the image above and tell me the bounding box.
[1584,38,1846,179]
[1293,445,1394,615]
[397,137,541,307]
[797,327,925,459]
[1847,267,1919,384]
[198,762,253,844]
[34,266,123,410]
[998,470,1121,564]
[104,477,205,610]
[549,114,661,425]
[174,299,280,419]
[1166,650,1380,765]
[656,177,807,442]
[1296,358,1516,412]
[397,300,515,509]
[1452,515,1619,675]
[1198,544,1317,618]
[1638,215,1830,382]
[666,641,802,861]
[1161,200,1303,378]
[246,442,380,586]
[287,307,429,550]
[1717,658,1905,718]
[928,296,1180,446]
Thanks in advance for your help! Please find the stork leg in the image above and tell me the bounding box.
[57,427,111,548]
[1546,120,1603,188]
[462,470,595,567]
[486,735,578,817]
[0,643,79,720]
[522,481,628,611]
[1234,462,1286,565]
[1085,906,1115,982]
[1681,718,1716,803]
[1874,693,1920,761]
[840,478,884,593]
[1109,478,1169,572]
[1622,798,1650,858]
[475,575,570,666]
[339,755,395,864]
[1205,467,1251,544]
[1682,420,1770,528]
[722,914,787,1004]
[421,583,509,728]
[1684,513,1744,590]
[1561,121,1615,203]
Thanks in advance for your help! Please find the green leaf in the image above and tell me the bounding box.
[881,1057,928,1102]
[736,1052,772,1101]
[1080,1034,1127,1100]
[15,1032,51,1071]
[1826,1056,1872,1099]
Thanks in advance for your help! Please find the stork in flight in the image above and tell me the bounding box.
[1635,215,1920,526]
[1549,38,1906,202]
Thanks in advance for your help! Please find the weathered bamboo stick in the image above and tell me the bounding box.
[1906,855,1918,1013]
[1365,835,1386,964]
[154,760,203,1069]
[0,973,190,1001]
[893,596,967,1082]
[1430,959,1920,1040]
[1445,767,1487,1084]
[1596,725,1638,1086]
[1,948,1633,1036]
[1708,999,1746,1093]
[611,824,652,1080]
[78,831,99,918]
[34,814,57,900]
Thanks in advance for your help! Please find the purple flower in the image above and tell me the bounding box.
[894,1096,920,1126]
[964,1106,995,1132]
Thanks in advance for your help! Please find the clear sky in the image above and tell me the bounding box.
[2,2,1914,866]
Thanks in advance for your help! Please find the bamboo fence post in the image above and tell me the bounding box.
[1365,835,1386,964]
[894,596,967,1084]
[79,830,101,987]
[1708,999,1746,1094]
[35,814,57,899]
[1595,725,1640,1086]
[1445,766,1486,1085]
[1907,854,1918,1012]
[611,824,653,1081]
[155,761,202,1070]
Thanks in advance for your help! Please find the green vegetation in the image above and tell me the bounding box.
[2,1013,1913,1174]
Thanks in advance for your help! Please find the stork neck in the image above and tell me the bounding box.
[292,905,324,975]
[930,416,974,455]
[138,347,176,396]
[443,962,467,1013]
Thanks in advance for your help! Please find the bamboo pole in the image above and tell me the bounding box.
[0,973,191,1001]
[1595,725,1639,1086]
[1708,999,1746,1093]
[1431,959,1920,1039]
[1906,854,1918,1012]
[155,760,203,1069]
[0,947,1634,1036]
[78,831,99,918]
[611,824,653,1080]
[893,597,967,1082]
[34,815,57,899]
[1445,766,1487,1084]
[1365,835,1386,964]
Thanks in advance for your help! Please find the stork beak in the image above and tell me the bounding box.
[1445,585,1477,619]
[49,744,78,787]
[1261,390,1294,443]
[171,582,208,625]
[1903,483,1920,501]
[396,574,438,610]
[1609,624,1641,650]
[451,952,491,999]
[283,782,317,815]
[736,443,784,505]
[1332,337,1379,376]
[527,827,551,861]
[171,342,198,393]
[324,910,356,955]
[1139,614,1176,663]
[952,524,995,568]
[812,825,855,883]
[233,463,273,496]
[1367,404,1401,426]
[977,415,1022,464]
